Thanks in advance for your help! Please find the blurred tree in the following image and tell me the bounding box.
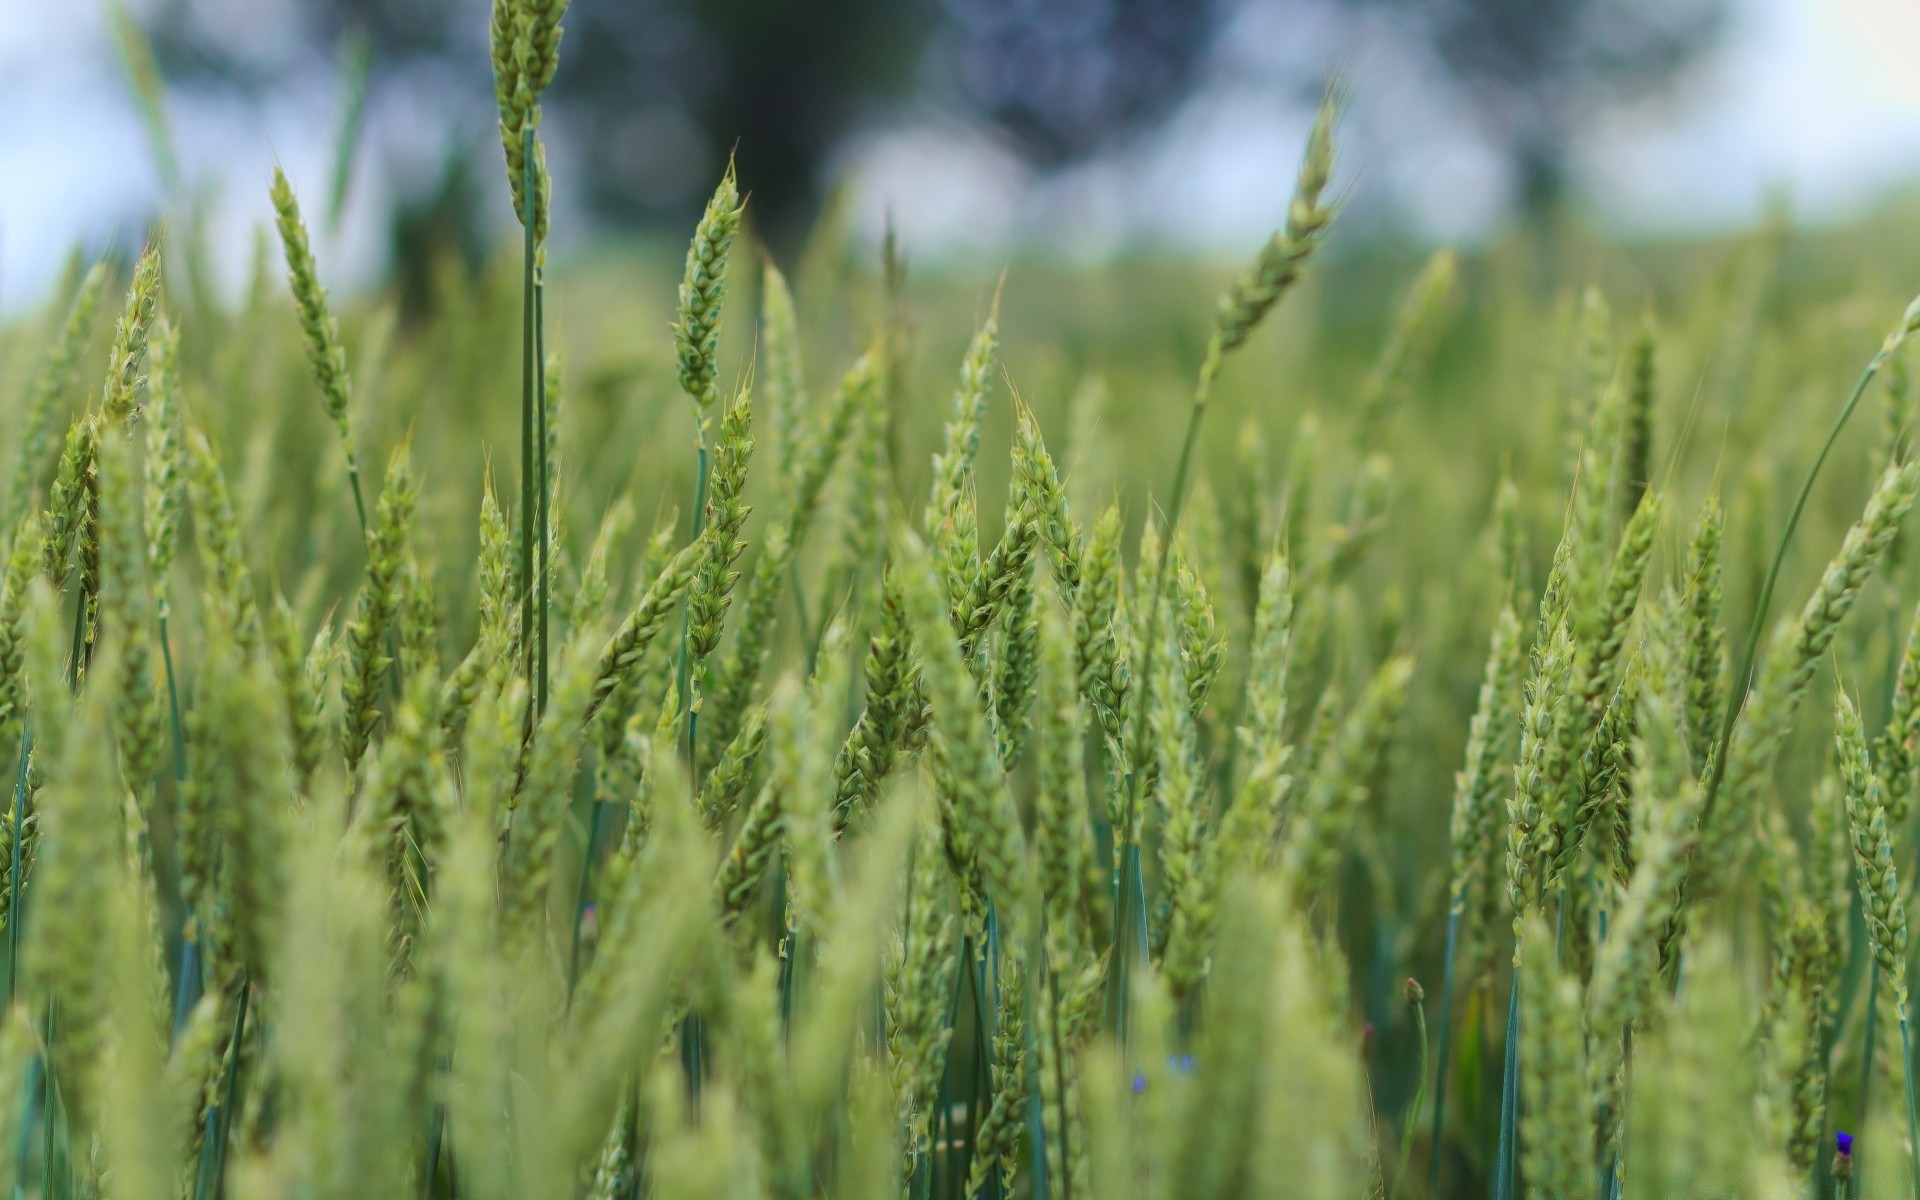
[1330,0,1729,215]
[931,0,1223,166]
[131,0,1219,242]
[132,0,1725,245]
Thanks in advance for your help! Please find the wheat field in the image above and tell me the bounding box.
[4,4,1920,1200]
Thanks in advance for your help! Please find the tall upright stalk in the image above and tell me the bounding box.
[1108,404,1203,1035]
[1391,982,1430,1200]
[518,125,541,715]
[1106,89,1337,1035]
[158,616,186,784]
[1704,312,1918,824]
[4,723,26,1005]
[536,276,550,715]
[678,442,709,764]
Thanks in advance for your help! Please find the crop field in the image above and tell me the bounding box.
[8,4,1920,1200]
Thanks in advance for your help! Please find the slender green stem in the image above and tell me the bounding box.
[931,933,970,1195]
[535,277,550,717]
[422,1103,444,1200]
[1703,352,1887,826]
[345,458,369,537]
[158,614,187,783]
[40,1006,55,1200]
[13,1051,39,1200]
[517,126,538,716]
[158,608,205,1043]
[1024,931,1049,1200]
[1901,1014,1919,1200]
[565,792,611,1004]
[1429,909,1461,1197]
[789,555,818,676]
[671,430,714,1108]
[5,723,26,1007]
[193,979,249,1200]
[679,442,710,770]
[211,989,249,1198]
[170,924,201,1043]
[66,585,87,689]
[1860,958,1881,1200]
[1103,843,1151,1041]
[678,1012,706,1104]
[1494,971,1519,1200]
[1107,397,1207,1040]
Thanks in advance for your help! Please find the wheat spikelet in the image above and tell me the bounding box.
[1701,459,1920,896]
[1195,86,1338,405]
[1682,492,1726,774]
[895,528,1030,927]
[1447,602,1523,922]
[688,382,754,707]
[98,241,162,427]
[1838,685,1909,1015]
[673,164,744,424]
[8,262,107,528]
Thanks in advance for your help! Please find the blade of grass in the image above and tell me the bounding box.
[40,1007,55,1200]
[4,724,25,1006]
[1901,1014,1919,1200]
[209,984,250,1198]
[325,30,372,233]
[158,614,186,783]
[1429,909,1461,1197]
[565,792,612,1004]
[679,440,710,771]
[1703,332,1907,828]
[192,981,249,1200]
[1493,974,1519,1200]
[13,1051,40,1200]
[1391,983,1429,1200]
[1860,959,1880,1200]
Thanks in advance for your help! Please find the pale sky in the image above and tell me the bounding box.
[0,0,1917,308]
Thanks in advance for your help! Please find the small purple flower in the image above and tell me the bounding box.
[1169,1053,1196,1075]
[1837,1131,1854,1157]
[1131,1070,1147,1095]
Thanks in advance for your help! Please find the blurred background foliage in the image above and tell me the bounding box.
[127,0,1728,262]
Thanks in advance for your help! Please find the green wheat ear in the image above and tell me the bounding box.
[270,167,370,534]
[686,379,754,710]
[98,241,162,427]
[673,162,745,428]
[1195,83,1339,407]
[9,262,108,529]
[491,0,571,247]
